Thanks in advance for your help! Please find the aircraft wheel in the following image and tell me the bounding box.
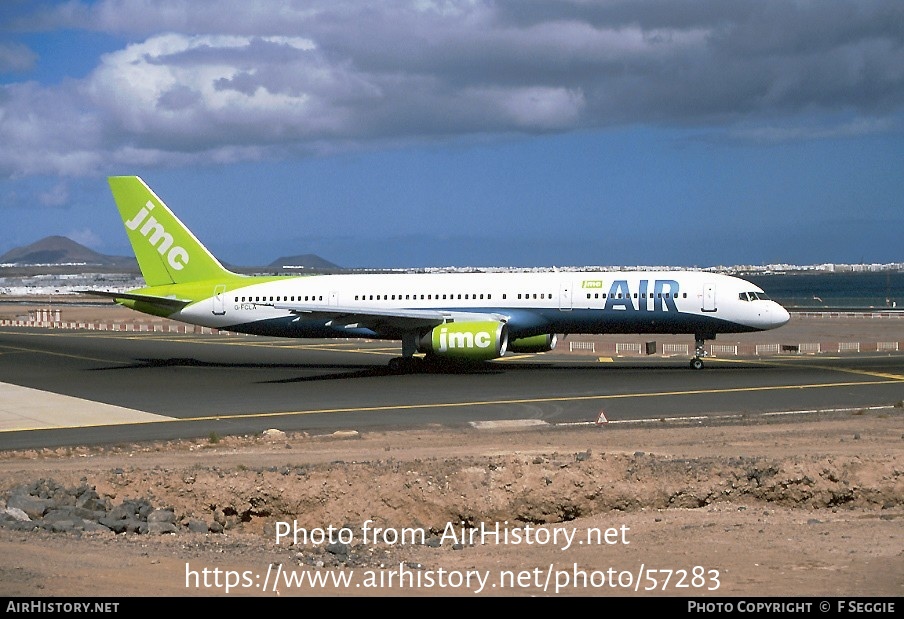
[388,357,423,373]
[690,357,704,370]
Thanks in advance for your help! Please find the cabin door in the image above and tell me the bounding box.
[212,284,227,316]
[558,282,573,311]
[702,283,717,312]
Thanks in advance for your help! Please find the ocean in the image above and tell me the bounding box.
[744,270,903,310]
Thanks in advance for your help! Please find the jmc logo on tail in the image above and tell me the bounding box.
[124,200,190,271]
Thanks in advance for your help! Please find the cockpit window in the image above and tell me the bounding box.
[740,291,771,301]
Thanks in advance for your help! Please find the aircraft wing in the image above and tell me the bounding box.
[78,290,193,311]
[269,302,507,332]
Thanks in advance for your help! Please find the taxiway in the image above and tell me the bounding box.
[1,327,902,450]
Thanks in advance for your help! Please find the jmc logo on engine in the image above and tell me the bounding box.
[436,326,492,351]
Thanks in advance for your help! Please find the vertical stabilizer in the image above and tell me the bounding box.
[108,176,235,286]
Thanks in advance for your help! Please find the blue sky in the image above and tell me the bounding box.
[1,0,902,269]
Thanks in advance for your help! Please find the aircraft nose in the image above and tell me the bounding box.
[773,303,791,327]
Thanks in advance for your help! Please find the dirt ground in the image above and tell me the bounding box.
[0,411,901,598]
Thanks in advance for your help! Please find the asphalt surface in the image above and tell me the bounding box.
[1,327,902,450]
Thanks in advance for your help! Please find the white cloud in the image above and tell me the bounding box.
[727,117,897,145]
[0,0,901,178]
[472,86,585,129]
[0,42,38,72]
[67,227,102,248]
[38,181,69,206]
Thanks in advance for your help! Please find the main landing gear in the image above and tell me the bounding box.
[388,356,425,373]
[387,332,427,373]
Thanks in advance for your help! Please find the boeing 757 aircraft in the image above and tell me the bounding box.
[88,176,790,371]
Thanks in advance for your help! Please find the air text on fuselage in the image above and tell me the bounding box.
[602,279,680,312]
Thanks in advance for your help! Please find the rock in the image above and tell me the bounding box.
[186,519,209,533]
[1,507,31,522]
[147,508,177,524]
[6,495,51,519]
[148,521,178,535]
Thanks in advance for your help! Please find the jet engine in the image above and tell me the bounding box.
[418,321,508,361]
[508,333,557,353]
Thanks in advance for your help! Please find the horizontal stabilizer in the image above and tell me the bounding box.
[78,290,193,311]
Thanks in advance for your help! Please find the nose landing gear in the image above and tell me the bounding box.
[690,336,708,370]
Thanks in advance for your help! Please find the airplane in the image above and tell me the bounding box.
[86,176,791,372]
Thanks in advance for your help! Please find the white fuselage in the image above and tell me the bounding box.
[176,270,790,339]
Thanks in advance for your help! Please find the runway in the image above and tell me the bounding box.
[0,327,902,450]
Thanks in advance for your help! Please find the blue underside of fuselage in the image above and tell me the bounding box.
[219,307,760,340]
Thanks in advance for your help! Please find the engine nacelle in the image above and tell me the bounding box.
[418,321,508,361]
[508,333,557,354]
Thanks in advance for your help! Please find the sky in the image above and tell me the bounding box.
[1,0,902,269]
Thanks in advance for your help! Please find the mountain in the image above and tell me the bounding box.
[268,254,342,270]
[2,236,340,272]
[0,236,135,267]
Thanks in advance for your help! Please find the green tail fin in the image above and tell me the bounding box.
[108,176,235,287]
